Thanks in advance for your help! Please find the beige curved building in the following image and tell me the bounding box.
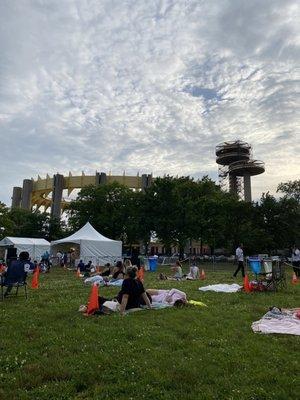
[11,172,153,218]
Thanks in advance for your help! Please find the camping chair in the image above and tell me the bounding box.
[248,258,262,280]
[0,274,28,301]
[262,260,273,279]
[265,261,287,292]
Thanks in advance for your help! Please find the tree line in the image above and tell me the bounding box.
[0,178,299,256]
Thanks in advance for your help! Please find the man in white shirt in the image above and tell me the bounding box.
[292,245,300,277]
[233,244,245,278]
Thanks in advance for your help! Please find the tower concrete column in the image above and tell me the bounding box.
[147,174,153,187]
[141,174,152,192]
[100,172,107,184]
[141,174,148,192]
[95,172,107,185]
[243,174,252,202]
[21,179,33,210]
[11,187,22,208]
[229,174,238,196]
[51,174,64,218]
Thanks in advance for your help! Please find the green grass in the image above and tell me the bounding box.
[0,265,299,400]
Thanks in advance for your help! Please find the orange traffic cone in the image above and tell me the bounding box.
[76,267,81,278]
[86,283,99,315]
[292,272,298,284]
[31,266,40,289]
[137,267,145,282]
[243,274,251,293]
[200,269,206,280]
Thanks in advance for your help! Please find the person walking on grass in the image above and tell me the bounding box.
[233,244,245,278]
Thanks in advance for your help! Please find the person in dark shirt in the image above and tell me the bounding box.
[112,261,125,280]
[117,266,152,315]
[2,251,34,297]
[85,260,93,272]
[101,263,111,277]
[78,260,86,272]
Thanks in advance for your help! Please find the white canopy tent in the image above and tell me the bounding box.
[51,222,122,265]
[0,237,50,261]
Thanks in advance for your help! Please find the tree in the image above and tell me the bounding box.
[254,193,300,252]
[45,216,68,242]
[0,202,14,239]
[68,182,140,243]
[7,208,48,238]
[145,175,225,257]
[138,176,178,254]
[277,180,300,203]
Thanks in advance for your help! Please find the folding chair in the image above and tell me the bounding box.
[265,261,287,291]
[262,260,273,278]
[1,274,28,300]
[248,258,262,280]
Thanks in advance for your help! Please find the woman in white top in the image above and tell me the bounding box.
[187,264,199,280]
[171,260,183,280]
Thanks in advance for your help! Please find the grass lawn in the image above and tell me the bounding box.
[0,264,299,400]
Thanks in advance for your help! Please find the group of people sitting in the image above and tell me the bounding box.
[159,260,200,281]
[78,259,132,279]
[80,263,188,316]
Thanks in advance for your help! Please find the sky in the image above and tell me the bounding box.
[0,0,299,206]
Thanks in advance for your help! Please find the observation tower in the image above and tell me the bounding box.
[216,140,265,202]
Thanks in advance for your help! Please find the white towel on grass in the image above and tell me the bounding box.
[199,283,242,293]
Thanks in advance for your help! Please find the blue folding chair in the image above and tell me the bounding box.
[248,257,262,279]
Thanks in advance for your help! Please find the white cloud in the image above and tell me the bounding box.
[0,0,299,205]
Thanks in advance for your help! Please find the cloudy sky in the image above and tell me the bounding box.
[0,0,299,205]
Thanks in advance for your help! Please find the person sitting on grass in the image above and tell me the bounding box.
[111,261,125,280]
[159,260,183,280]
[186,262,199,280]
[80,266,152,315]
[0,261,7,274]
[78,259,86,273]
[124,259,132,268]
[101,263,111,277]
[117,266,152,315]
[85,260,93,271]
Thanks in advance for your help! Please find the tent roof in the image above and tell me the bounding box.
[0,237,50,246]
[51,222,121,245]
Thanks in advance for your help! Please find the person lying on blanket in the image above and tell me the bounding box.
[146,288,187,307]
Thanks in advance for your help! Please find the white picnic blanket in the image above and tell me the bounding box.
[84,276,123,287]
[199,283,242,293]
[106,279,123,287]
[252,308,300,335]
[84,275,104,285]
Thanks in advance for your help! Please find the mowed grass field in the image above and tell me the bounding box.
[0,264,299,400]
